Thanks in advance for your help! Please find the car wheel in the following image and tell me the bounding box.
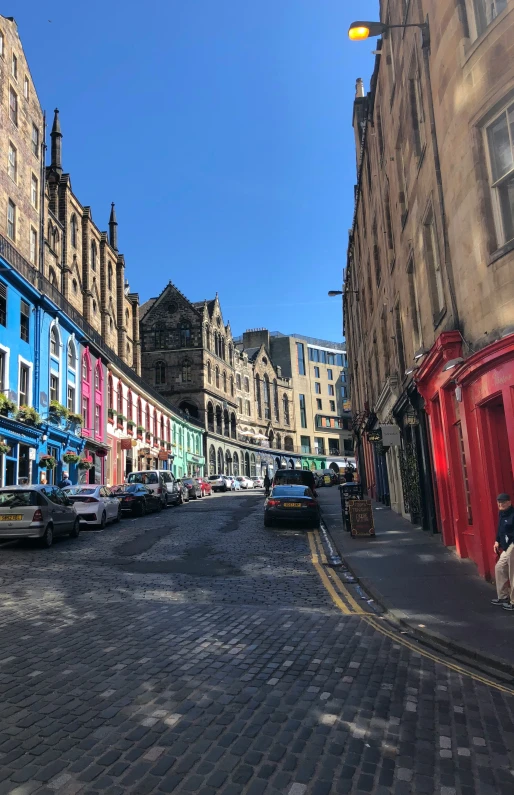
[40,524,53,548]
[157,500,163,513]
[99,511,107,530]
[69,518,80,539]
[264,517,272,528]
[177,493,183,505]
[114,506,121,523]
[138,501,146,517]
[223,485,227,492]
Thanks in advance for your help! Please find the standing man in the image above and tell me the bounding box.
[58,471,72,489]
[263,472,271,497]
[491,493,514,610]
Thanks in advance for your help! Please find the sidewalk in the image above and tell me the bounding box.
[317,485,514,677]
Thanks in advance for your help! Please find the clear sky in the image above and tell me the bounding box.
[15,0,378,343]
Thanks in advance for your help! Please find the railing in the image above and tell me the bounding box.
[0,234,203,430]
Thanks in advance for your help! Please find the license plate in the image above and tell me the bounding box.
[283,503,302,508]
[0,515,23,521]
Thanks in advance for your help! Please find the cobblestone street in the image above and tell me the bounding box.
[0,491,513,795]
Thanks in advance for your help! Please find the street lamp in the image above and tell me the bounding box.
[348,19,430,48]
[442,357,464,373]
[328,290,343,297]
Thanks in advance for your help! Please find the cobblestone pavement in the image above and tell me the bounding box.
[0,490,513,795]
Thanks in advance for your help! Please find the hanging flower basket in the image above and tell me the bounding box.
[39,455,57,469]
[0,394,16,417]
[108,407,116,423]
[49,400,69,420]
[96,448,108,458]
[116,414,126,427]
[63,452,80,465]
[127,420,136,428]
[0,442,12,455]
[16,406,41,426]
[78,458,93,470]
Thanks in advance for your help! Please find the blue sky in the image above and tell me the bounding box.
[16,0,378,343]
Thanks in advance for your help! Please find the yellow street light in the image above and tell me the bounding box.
[348,19,430,48]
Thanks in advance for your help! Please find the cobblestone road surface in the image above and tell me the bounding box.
[0,490,513,795]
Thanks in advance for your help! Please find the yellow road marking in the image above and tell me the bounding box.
[309,530,514,696]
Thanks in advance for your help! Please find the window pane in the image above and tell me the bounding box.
[488,108,513,183]
[499,173,514,243]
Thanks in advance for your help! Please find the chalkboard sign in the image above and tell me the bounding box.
[339,484,363,532]
[349,499,375,537]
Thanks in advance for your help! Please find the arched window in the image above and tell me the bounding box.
[236,374,241,390]
[160,415,164,442]
[153,410,158,439]
[108,375,113,409]
[207,361,212,383]
[255,375,262,418]
[117,383,123,414]
[82,353,90,381]
[205,325,211,351]
[127,390,133,422]
[145,404,150,431]
[70,214,78,248]
[207,403,214,432]
[67,339,76,369]
[276,433,282,450]
[228,344,233,366]
[250,453,256,478]
[49,268,58,288]
[209,444,216,475]
[50,326,59,357]
[244,376,249,392]
[167,419,171,442]
[221,338,226,361]
[233,451,239,476]
[285,436,294,451]
[223,371,227,392]
[273,379,279,421]
[230,376,234,397]
[90,241,97,271]
[125,308,130,328]
[92,299,97,314]
[155,360,166,385]
[180,323,191,347]
[269,430,274,449]
[230,412,236,439]
[215,366,220,388]
[283,394,290,425]
[182,359,191,383]
[137,398,143,426]
[263,375,270,419]
[52,228,59,254]
[95,362,102,392]
[217,448,224,474]
[72,278,78,294]
[108,263,113,291]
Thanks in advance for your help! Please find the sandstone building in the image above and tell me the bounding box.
[345,0,514,580]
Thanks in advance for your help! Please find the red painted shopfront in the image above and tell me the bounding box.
[416,331,514,580]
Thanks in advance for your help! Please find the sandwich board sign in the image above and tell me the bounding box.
[349,499,375,537]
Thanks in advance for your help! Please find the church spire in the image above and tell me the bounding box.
[50,108,62,174]
[108,203,118,250]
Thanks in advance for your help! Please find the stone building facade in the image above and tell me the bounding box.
[344,0,514,580]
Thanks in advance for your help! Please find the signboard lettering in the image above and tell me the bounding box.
[367,429,382,443]
[349,499,375,537]
[381,425,401,446]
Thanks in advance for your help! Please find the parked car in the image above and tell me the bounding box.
[252,476,264,488]
[0,485,80,547]
[208,474,228,493]
[63,485,121,529]
[236,476,254,489]
[196,478,212,496]
[264,485,320,528]
[159,470,182,506]
[111,484,163,516]
[175,479,190,503]
[273,469,317,494]
[182,478,202,499]
[126,470,167,506]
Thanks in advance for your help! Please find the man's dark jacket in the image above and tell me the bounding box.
[496,506,514,551]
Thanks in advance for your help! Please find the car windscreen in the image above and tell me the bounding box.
[66,487,96,495]
[208,476,220,481]
[128,472,158,484]
[183,479,193,485]
[0,490,41,507]
[271,486,310,497]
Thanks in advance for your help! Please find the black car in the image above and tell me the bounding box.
[181,478,202,499]
[272,469,317,494]
[264,485,320,528]
[111,484,162,516]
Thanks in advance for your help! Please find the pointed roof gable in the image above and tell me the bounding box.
[139,281,203,325]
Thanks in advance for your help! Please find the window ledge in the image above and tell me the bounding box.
[488,238,514,266]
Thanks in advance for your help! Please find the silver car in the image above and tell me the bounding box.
[0,485,80,548]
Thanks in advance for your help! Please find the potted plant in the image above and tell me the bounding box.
[0,442,11,455]
[39,454,57,469]
[49,400,69,421]
[127,420,136,435]
[67,411,83,427]
[78,458,93,470]
[16,406,41,426]
[108,407,116,423]
[136,425,144,439]
[0,394,16,417]
[116,414,126,428]
[63,451,80,465]
[145,431,151,442]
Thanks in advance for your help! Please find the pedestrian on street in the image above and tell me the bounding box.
[264,473,271,497]
[39,472,47,485]
[58,471,72,489]
[491,493,514,610]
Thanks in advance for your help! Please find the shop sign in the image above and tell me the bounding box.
[381,425,401,446]
[187,453,206,464]
[367,429,382,443]
[349,499,375,537]
[120,438,132,450]
[29,448,36,460]
[158,451,169,461]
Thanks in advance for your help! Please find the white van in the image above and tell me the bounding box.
[126,470,181,507]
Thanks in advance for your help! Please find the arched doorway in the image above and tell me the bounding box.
[207,403,214,433]
[225,450,232,475]
[329,462,340,473]
[230,413,237,439]
[288,458,295,469]
[284,436,294,451]
[209,445,216,475]
[217,447,224,473]
[223,409,230,437]
[250,453,256,477]
[215,406,222,435]
[244,452,250,477]
[233,451,239,476]
[179,400,199,419]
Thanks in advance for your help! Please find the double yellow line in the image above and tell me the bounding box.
[308,530,514,696]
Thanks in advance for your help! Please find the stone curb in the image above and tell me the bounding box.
[320,507,514,684]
